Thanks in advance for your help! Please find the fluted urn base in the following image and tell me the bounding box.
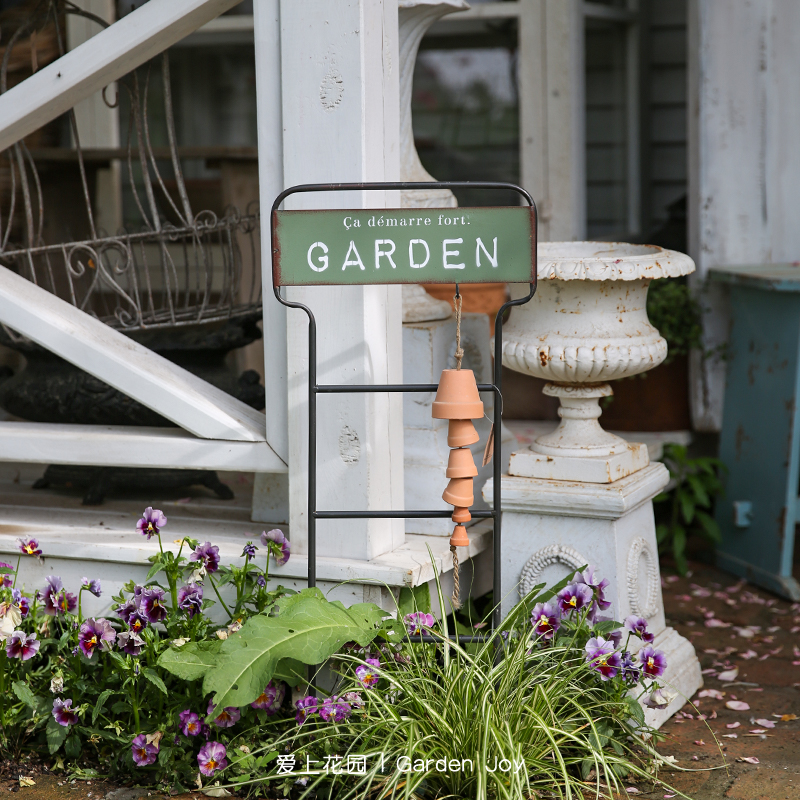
[508,383,650,483]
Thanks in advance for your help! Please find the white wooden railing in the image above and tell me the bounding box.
[0,0,286,475]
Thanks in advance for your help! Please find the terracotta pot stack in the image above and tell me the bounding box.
[432,369,484,548]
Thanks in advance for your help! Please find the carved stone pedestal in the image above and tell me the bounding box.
[485,464,703,728]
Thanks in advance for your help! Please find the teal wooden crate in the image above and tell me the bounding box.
[711,265,800,601]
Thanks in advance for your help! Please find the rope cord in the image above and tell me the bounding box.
[450,544,461,611]
[454,290,464,370]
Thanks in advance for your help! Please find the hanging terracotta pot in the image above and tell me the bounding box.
[446,447,478,478]
[447,418,480,448]
[451,506,471,523]
[431,369,484,420]
[442,477,474,507]
[449,524,470,547]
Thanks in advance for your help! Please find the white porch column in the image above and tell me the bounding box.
[276,0,404,561]
[688,0,800,430]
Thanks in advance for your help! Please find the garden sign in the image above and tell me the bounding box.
[272,206,535,286]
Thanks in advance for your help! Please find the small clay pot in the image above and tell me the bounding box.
[432,369,484,420]
[447,419,480,448]
[449,524,470,547]
[442,477,474,507]
[446,447,478,478]
[451,507,471,524]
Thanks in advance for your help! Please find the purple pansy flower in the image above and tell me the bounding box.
[117,630,145,656]
[179,709,202,736]
[131,733,159,766]
[256,574,266,588]
[607,627,623,648]
[207,699,240,728]
[52,698,78,726]
[624,615,655,643]
[638,645,667,678]
[41,576,77,616]
[530,600,561,641]
[343,691,364,709]
[1,575,11,588]
[620,651,642,685]
[319,695,351,723]
[575,566,611,619]
[6,631,39,660]
[128,611,148,634]
[141,587,168,623]
[115,597,138,623]
[295,696,318,725]
[78,618,116,659]
[557,583,594,615]
[584,636,622,681]
[11,589,29,618]
[137,507,167,540]
[355,658,381,688]
[260,529,290,566]
[0,561,13,570]
[177,582,203,618]
[643,687,676,709]
[250,680,285,715]
[197,741,228,777]
[404,612,435,635]
[242,543,257,560]
[191,542,220,574]
[81,578,102,597]
[17,538,42,557]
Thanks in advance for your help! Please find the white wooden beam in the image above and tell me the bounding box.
[0,424,286,472]
[0,0,241,154]
[280,0,404,562]
[0,265,272,444]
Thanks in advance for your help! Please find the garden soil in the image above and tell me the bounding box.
[2,560,798,800]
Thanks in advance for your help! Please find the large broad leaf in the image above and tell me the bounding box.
[203,591,385,712]
[158,639,223,681]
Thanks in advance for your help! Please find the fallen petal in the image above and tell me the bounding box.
[722,734,738,738]
[754,718,776,728]
[717,667,739,681]
[727,722,740,729]
[698,689,725,700]
[780,714,798,721]
[693,740,705,746]
[726,700,751,711]
[705,618,731,628]
[740,650,758,660]
[738,757,760,764]
[750,729,768,734]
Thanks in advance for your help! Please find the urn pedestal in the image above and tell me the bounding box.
[494,242,702,725]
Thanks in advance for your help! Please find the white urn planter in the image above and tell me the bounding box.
[502,242,695,483]
[398,0,467,324]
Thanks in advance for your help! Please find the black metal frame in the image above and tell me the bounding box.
[270,181,537,635]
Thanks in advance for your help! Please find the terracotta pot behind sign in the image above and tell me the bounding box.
[598,355,691,432]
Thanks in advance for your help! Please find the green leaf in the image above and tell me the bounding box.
[158,640,223,682]
[272,658,307,686]
[143,668,168,696]
[398,583,432,617]
[64,734,81,759]
[593,619,622,636]
[203,595,382,712]
[92,690,114,726]
[12,681,38,711]
[46,716,68,755]
[687,474,710,507]
[655,523,669,546]
[624,694,645,726]
[679,490,696,524]
[145,561,164,582]
[695,510,722,543]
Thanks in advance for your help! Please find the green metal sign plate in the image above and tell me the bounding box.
[272,206,535,286]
